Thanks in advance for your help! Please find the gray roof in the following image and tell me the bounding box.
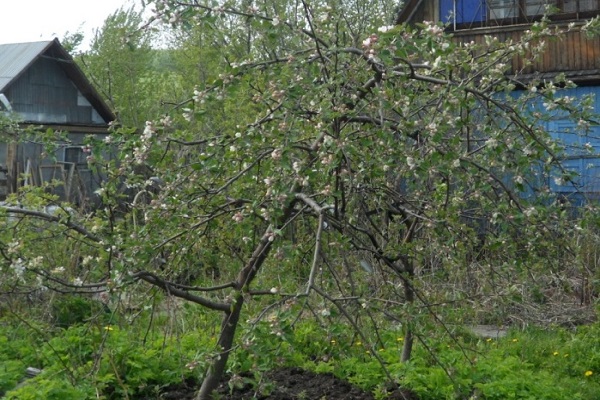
[0,38,115,123]
[0,40,53,91]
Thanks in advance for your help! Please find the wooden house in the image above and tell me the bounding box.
[0,38,114,205]
[397,0,600,204]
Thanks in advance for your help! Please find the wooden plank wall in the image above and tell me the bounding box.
[453,24,600,76]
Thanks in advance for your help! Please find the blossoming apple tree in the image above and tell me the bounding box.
[1,1,595,399]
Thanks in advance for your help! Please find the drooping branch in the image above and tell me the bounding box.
[2,207,101,242]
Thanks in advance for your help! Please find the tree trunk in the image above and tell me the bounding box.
[401,326,414,362]
[400,270,415,363]
[195,178,301,399]
[196,294,244,400]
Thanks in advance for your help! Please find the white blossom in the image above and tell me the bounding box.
[133,121,156,164]
[232,212,244,223]
[486,138,498,148]
[29,256,43,268]
[10,258,25,278]
[377,25,394,33]
[271,148,282,160]
[7,241,20,254]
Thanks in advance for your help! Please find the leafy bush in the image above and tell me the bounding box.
[0,360,23,396]
[3,378,94,400]
[51,296,108,328]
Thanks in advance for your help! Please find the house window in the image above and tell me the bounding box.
[564,0,600,12]
[489,0,600,20]
[489,0,518,19]
[63,146,88,167]
[443,0,600,28]
[525,0,551,16]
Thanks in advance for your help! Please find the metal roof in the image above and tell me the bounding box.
[0,40,53,91]
[0,38,115,123]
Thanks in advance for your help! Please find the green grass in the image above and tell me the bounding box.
[1,307,600,399]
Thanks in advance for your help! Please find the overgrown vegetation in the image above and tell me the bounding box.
[1,307,600,399]
[1,1,600,399]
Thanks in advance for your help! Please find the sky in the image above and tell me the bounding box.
[0,0,142,49]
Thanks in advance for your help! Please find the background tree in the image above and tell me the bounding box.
[78,7,165,128]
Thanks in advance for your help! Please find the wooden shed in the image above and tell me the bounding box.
[0,38,115,204]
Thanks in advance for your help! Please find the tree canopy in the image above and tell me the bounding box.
[2,2,599,399]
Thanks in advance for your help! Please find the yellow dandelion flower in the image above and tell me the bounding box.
[103,326,113,331]
[585,370,593,377]
[511,338,518,343]
[396,337,404,342]
[355,341,362,346]
[330,339,336,345]
[553,351,559,356]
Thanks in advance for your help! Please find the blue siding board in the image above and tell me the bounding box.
[500,87,600,203]
[540,87,600,198]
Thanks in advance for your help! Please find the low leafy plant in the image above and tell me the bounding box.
[3,378,94,400]
[51,295,110,328]
[0,360,23,396]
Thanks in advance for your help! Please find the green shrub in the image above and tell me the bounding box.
[0,360,23,396]
[51,296,109,328]
[4,378,94,400]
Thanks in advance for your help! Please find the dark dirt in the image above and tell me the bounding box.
[156,367,419,399]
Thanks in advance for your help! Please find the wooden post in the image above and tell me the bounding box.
[6,143,17,193]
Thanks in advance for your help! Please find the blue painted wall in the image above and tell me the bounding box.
[440,0,486,24]
[527,86,600,204]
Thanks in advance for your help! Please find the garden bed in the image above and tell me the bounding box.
[157,367,418,400]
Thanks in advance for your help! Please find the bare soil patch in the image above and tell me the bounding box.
[155,367,419,399]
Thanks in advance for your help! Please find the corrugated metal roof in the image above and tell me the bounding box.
[0,40,53,91]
